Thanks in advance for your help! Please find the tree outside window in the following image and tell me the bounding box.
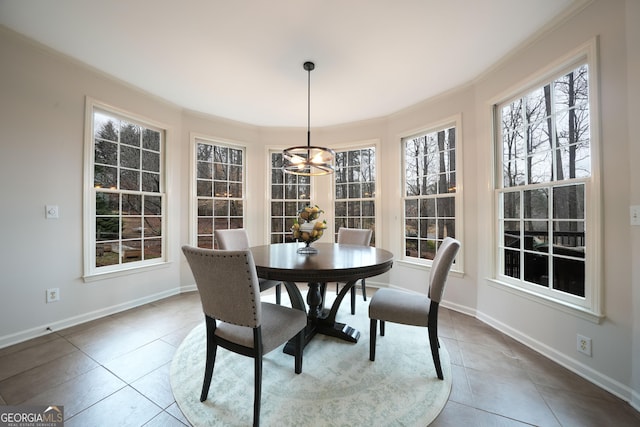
[403,125,457,262]
[269,152,311,243]
[195,140,244,249]
[497,64,590,299]
[91,108,164,271]
[334,147,376,244]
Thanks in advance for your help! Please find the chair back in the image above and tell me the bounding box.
[215,228,250,250]
[182,245,261,328]
[427,237,460,303]
[337,227,373,246]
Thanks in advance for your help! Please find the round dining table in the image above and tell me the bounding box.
[250,242,394,354]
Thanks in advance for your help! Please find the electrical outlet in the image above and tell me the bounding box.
[577,334,592,356]
[46,288,60,303]
[631,205,640,226]
[45,205,59,219]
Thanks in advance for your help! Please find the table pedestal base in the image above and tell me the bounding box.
[283,280,361,355]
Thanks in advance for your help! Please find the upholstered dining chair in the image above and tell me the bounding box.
[182,246,306,427]
[215,228,282,305]
[336,227,373,315]
[368,237,460,380]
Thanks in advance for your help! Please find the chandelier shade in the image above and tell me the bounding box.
[282,61,335,176]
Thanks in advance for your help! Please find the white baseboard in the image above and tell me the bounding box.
[476,310,634,405]
[0,286,193,349]
[631,389,640,412]
[441,300,477,318]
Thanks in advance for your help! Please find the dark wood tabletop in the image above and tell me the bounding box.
[250,242,394,283]
[249,242,394,352]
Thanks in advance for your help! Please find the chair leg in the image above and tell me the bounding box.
[369,318,377,361]
[253,355,262,427]
[275,284,281,305]
[201,317,217,402]
[294,330,303,374]
[380,320,385,336]
[361,278,367,301]
[350,286,356,315]
[429,326,443,380]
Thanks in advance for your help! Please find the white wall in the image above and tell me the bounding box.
[0,0,637,408]
[625,0,640,411]
[0,29,184,345]
[472,0,637,403]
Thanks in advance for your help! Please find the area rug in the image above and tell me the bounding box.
[170,292,451,426]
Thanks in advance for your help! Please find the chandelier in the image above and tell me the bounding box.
[282,61,335,176]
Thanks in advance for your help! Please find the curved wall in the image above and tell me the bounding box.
[0,0,637,407]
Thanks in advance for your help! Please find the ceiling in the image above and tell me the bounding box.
[0,0,582,127]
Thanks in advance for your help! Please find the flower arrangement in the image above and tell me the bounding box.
[292,205,327,251]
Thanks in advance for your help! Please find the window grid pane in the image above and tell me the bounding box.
[403,126,457,261]
[334,147,376,245]
[497,64,589,299]
[270,152,310,244]
[92,109,164,269]
[195,141,245,248]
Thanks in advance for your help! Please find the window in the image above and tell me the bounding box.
[495,57,599,311]
[194,139,244,248]
[403,123,459,263]
[269,151,311,243]
[334,146,376,244]
[86,104,165,276]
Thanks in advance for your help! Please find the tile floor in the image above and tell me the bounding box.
[1,288,638,426]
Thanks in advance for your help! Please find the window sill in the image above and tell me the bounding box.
[486,278,604,324]
[83,261,170,283]
[396,258,464,278]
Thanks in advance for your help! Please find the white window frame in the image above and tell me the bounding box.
[490,39,603,321]
[267,148,313,244]
[190,134,246,248]
[83,98,168,280]
[401,116,463,272]
[332,141,378,245]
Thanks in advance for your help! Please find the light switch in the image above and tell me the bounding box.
[631,205,640,226]
[45,205,59,219]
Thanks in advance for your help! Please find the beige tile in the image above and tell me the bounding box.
[472,409,537,427]
[0,337,77,381]
[104,340,176,383]
[111,304,179,337]
[160,320,202,348]
[438,321,457,340]
[447,364,474,406]
[143,411,189,426]
[0,350,98,404]
[459,340,528,380]
[56,315,120,337]
[539,385,640,427]
[150,292,201,317]
[2,289,637,427]
[21,366,126,418]
[131,362,175,409]
[66,386,161,427]
[440,336,463,366]
[63,317,132,348]
[466,368,561,426]
[165,402,190,426]
[454,321,512,351]
[66,322,163,365]
[431,401,484,427]
[0,333,60,357]
[432,400,532,427]
[527,363,618,401]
